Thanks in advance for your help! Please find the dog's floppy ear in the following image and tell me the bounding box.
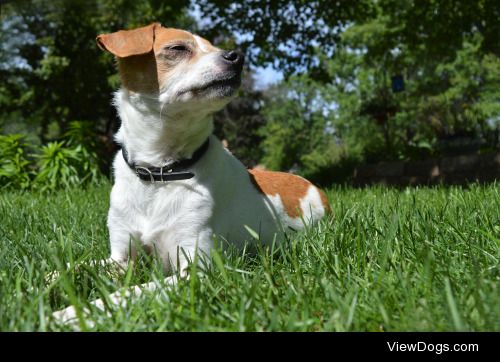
[96,23,161,57]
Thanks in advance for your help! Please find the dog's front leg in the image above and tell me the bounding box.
[51,273,181,327]
[51,240,212,328]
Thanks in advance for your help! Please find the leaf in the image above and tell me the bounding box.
[211,250,228,283]
[244,225,260,241]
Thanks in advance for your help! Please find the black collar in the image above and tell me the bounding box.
[121,138,210,182]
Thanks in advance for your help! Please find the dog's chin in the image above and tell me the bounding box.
[178,76,241,102]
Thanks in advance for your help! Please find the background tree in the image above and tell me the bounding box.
[196,0,376,80]
[198,0,500,78]
[212,0,499,183]
[323,3,500,164]
[258,75,346,181]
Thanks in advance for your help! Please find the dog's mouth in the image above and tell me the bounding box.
[179,75,241,98]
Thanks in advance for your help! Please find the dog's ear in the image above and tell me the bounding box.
[96,23,161,57]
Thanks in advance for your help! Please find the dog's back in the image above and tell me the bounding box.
[202,139,330,247]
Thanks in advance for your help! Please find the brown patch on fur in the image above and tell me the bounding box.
[96,23,159,58]
[153,28,194,50]
[116,52,159,94]
[97,23,160,93]
[248,169,311,218]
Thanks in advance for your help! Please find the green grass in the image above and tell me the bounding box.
[0,182,499,331]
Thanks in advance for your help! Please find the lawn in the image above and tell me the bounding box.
[0,182,499,331]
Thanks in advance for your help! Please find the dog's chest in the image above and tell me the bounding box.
[109,177,213,246]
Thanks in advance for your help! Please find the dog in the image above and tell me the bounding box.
[52,23,330,324]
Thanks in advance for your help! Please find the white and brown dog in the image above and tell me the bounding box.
[53,23,330,323]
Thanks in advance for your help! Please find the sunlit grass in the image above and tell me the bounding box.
[0,182,498,331]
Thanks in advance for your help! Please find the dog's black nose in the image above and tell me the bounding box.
[221,50,244,69]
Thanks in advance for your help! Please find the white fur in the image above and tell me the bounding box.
[264,184,326,231]
[52,30,327,325]
[300,185,326,225]
[194,35,209,53]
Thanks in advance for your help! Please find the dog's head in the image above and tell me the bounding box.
[97,23,244,112]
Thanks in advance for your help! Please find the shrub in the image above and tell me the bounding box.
[0,134,31,189]
[0,120,103,191]
[33,140,101,191]
[63,120,99,150]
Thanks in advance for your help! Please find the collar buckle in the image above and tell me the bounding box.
[135,166,155,183]
[122,138,210,183]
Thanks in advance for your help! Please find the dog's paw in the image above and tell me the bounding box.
[52,306,96,330]
[52,305,78,322]
[52,306,80,330]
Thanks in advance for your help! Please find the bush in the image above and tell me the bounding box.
[33,141,101,191]
[1,121,102,191]
[0,134,31,189]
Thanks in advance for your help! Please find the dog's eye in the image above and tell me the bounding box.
[168,45,189,52]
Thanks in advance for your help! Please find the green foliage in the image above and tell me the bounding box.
[259,75,343,178]
[63,120,99,149]
[430,34,500,138]
[317,6,500,165]
[197,0,377,77]
[198,0,500,79]
[250,1,499,181]
[1,183,498,331]
[0,124,101,191]
[33,140,100,191]
[0,134,31,189]
[257,75,363,185]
